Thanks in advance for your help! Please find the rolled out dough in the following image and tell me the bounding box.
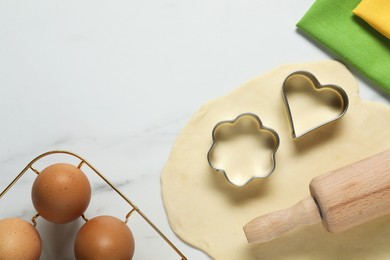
[161,61,390,259]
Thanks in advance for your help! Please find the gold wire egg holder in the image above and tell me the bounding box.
[0,150,187,260]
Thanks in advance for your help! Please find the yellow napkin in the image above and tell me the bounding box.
[353,0,390,39]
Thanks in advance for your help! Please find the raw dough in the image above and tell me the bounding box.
[161,61,390,259]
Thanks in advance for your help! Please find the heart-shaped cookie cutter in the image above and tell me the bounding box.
[282,71,349,138]
[207,113,280,187]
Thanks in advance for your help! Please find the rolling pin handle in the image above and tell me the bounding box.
[243,196,321,244]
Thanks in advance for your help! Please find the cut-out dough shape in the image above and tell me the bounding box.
[161,61,390,259]
[282,71,349,138]
[207,113,280,187]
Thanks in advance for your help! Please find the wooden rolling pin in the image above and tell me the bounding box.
[244,149,390,244]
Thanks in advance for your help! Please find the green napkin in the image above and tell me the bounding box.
[297,0,390,95]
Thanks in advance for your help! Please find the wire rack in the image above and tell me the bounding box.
[0,150,187,260]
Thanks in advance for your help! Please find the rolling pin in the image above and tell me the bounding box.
[244,149,390,244]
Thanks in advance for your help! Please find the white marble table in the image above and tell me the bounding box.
[0,1,388,259]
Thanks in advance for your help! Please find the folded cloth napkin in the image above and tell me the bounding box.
[353,0,390,40]
[297,0,390,94]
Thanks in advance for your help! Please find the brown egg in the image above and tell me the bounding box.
[31,163,91,224]
[0,218,42,260]
[74,215,135,260]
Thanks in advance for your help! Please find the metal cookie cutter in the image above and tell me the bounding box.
[207,113,280,187]
[282,71,349,138]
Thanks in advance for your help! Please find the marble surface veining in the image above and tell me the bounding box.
[0,0,389,259]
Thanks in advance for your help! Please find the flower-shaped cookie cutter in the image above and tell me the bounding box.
[282,71,349,138]
[207,113,280,187]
